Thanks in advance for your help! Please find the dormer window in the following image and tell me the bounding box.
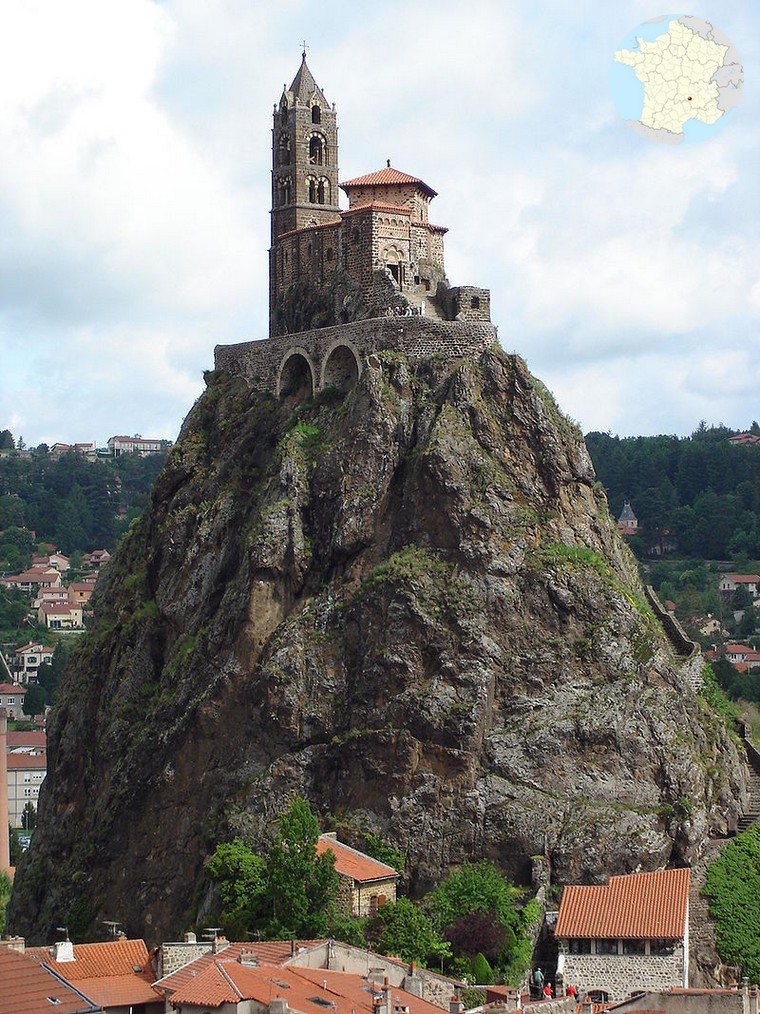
[311,104,321,124]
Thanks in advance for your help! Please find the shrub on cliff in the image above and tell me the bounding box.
[704,825,760,980]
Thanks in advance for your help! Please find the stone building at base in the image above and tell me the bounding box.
[554,868,690,1002]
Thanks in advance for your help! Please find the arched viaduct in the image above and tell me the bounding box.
[214,317,498,398]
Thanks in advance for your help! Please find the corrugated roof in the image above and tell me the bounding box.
[317,835,399,883]
[555,868,690,939]
[340,167,437,198]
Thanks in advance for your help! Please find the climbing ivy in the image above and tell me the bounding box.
[703,825,760,980]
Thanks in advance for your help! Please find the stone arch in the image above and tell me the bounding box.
[277,348,317,400]
[383,245,405,286]
[321,340,361,394]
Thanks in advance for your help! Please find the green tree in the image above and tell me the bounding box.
[0,870,11,934]
[471,951,494,985]
[363,832,405,873]
[427,861,519,934]
[36,642,70,707]
[265,796,338,937]
[22,684,46,718]
[206,839,267,939]
[0,430,14,450]
[21,801,36,831]
[366,897,451,966]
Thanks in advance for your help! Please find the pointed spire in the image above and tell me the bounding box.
[288,52,329,106]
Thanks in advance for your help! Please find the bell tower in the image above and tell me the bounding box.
[270,53,341,243]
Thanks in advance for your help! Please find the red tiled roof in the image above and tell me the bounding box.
[0,682,26,694]
[7,731,46,749]
[40,603,78,616]
[722,574,760,583]
[166,959,443,1014]
[0,947,100,1013]
[341,166,437,198]
[154,940,325,996]
[7,752,46,770]
[555,868,690,939]
[341,201,413,217]
[317,835,399,883]
[26,939,159,1008]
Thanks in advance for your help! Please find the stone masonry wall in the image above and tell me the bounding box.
[214,317,498,396]
[562,949,686,1001]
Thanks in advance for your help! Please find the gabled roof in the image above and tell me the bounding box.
[0,682,26,694]
[317,835,399,883]
[340,166,437,199]
[25,939,159,1009]
[555,868,690,939]
[721,573,760,583]
[0,947,100,1014]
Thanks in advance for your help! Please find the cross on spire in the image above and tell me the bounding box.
[300,40,308,60]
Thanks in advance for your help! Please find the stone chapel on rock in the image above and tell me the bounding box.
[214,55,497,397]
[268,53,490,336]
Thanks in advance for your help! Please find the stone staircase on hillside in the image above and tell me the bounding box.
[689,732,760,984]
[737,729,760,831]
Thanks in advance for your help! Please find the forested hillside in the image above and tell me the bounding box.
[0,442,167,561]
[586,423,760,561]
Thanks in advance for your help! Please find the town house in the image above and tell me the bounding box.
[554,867,690,1001]
[316,833,399,917]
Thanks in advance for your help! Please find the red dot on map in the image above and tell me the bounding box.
[688,97,692,101]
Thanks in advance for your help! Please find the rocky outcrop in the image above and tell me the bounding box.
[9,347,745,942]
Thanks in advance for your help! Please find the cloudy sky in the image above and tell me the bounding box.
[1,0,757,447]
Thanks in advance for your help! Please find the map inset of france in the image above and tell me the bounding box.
[611,15,744,143]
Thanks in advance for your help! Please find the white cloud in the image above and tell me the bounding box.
[0,0,757,446]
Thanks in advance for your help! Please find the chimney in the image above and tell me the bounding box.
[450,996,465,1014]
[184,931,197,943]
[749,984,759,1014]
[53,939,75,963]
[239,948,259,967]
[0,936,25,954]
[212,935,229,954]
[270,1001,288,1014]
[582,996,593,1014]
[0,710,9,873]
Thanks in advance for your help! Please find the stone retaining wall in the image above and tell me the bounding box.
[214,317,498,395]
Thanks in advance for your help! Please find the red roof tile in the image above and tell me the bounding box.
[7,731,46,749]
[317,835,399,883]
[166,959,444,1014]
[0,947,100,1013]
[26,939,159,1008]
[154,940,325,997]
[555,868,690,939]
[7,752,46,770]
[341,201,413,217]
[340,166,437,198]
